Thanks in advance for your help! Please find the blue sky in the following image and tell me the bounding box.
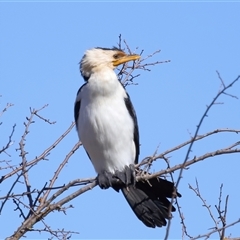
[1,2,240,239]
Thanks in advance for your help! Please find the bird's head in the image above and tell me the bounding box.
[80,47,140,81]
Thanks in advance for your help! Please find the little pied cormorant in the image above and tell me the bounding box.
[74,47,181,228]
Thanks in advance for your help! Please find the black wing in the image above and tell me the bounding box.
[124,92,140,164]
[74,100,81,130]
[74,83,92,160]
[74,83,87,130]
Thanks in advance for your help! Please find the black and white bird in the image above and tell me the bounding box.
[74,47,181,228]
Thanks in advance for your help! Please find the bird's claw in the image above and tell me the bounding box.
[115,164,136,186]
[98,164,136,189]
[97,171,114,189]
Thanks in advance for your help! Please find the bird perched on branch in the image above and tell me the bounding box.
[74,47,181,228]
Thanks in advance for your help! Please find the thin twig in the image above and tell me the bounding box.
[222,195,229,240]
[41,141,82,204]
[1,122,76,183]
[189,179,220,237]
[191,218,240,240]
[0,124,16,154]
[0,173,22,214]
[0,102,14,118]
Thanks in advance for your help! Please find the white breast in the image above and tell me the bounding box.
[77,72,136,174]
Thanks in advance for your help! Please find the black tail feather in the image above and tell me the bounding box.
[121,178,181,228]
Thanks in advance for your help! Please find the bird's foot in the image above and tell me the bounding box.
[98,165,136,190]
[97,171,115,189]
[115,164,136,186]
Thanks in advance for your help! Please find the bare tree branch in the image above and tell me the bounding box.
[191,218,240,240]
[0,122,76,183]
[0,102,14,118]
[8,180,97,240]
[138,128,240,168]
[40,141,82,204]
[164,73,240,240]
[0,124,16,155]
[0,173,22,214]
[189,179,221,238]
[175,73,240,190]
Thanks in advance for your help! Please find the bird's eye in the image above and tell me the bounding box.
[113,54,120,59]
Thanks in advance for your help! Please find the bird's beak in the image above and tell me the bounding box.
[113,54,141,66]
